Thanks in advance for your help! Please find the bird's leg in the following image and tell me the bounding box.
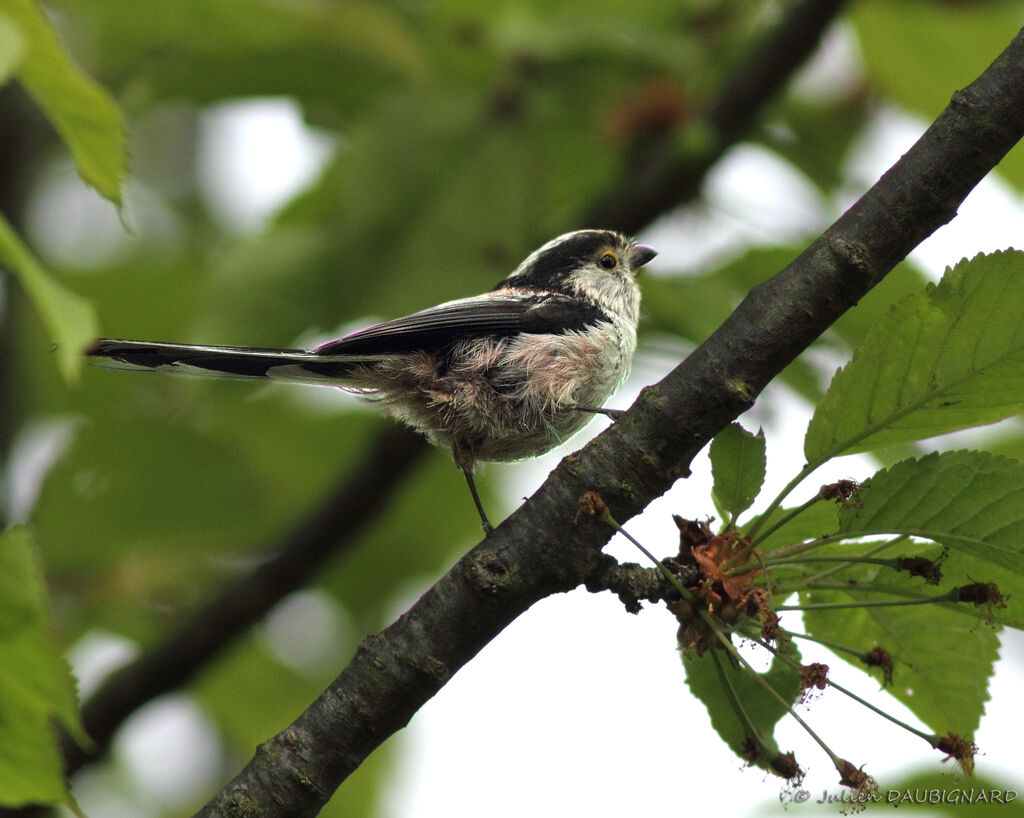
[572,405,625,421]
[461,465,495,536]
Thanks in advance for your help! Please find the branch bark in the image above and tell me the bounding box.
[194,23,1024,818]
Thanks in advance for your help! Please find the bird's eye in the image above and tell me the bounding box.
[599,251,618,270]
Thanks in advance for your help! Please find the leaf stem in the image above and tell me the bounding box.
[723,493,828,573]
[778,588,959,612]
[761,531,850,560]
[747,493,824,544]
[798,537,908,585]
[710,627,842,767]
[594,505,698,605]
[767,555,902,569]
[758,637,937,745]
[785,629,873,663]
[709,648,779,760]
[767,537,911,595]
[744,462,827,541]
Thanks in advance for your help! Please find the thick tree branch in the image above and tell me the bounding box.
[43,0,851,788]
[194,25,1024,818]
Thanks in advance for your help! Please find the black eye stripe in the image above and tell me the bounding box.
[491,229,628,294]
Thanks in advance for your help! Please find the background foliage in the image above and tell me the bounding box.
[1,0,1023,815]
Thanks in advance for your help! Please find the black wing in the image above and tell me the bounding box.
[314,292,606,357]
[85,293,609,384]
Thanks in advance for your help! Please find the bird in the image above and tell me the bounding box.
[87,229,656,533]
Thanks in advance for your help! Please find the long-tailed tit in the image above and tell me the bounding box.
[87,229,656,533]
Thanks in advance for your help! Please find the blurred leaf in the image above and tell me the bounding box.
[852,0,1023,120]
[2,0,125,203]
[806,252,1024,461]
[646,252,928,429]
[33,382,392,569]
[840,450,1024,578]
[684,640,802,774]
[34,410,273,569]
[643,251,930,404]
[0,12,25,81]
[710,423,765,522]
[271,85,619,336]
[852,0,1024,189]
[36,348,439,641]
[762,94,872,195]
[75,248,212,346]
[0,211,98,382]
[321,448,487,630]
[642,266,753,347]
[642,246,829,403]
[192,225,340,346]
[0,527,85,810]
[201,392,387,514]
[194,636,328,755]
[258,92,516,329]
[49,0,427,119]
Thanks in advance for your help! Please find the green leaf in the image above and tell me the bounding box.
[805,251,1024,462]
[852,0,1023,121]
[801,581,996,738]
[841,450,1024,578]
[761,96,870,196]
[48,0,427,119]
[710,423,766,522]
[0,527,86,810]
[1,0,125,203]
[34,411,276,570]
[759,452,1022,739]
[684,641,802,773]
[852,0,1024,190]
[0,211,98,382]
[0,12,25,81]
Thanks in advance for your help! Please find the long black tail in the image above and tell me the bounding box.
[86,339,361,384]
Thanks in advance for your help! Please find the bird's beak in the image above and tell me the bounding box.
[631,244,658,271]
